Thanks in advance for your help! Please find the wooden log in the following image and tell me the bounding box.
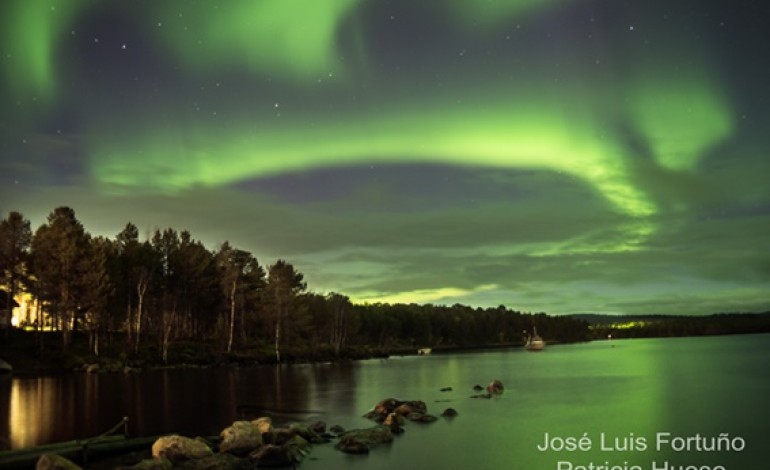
[0,435,158,469]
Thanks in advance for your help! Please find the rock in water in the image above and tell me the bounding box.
[335,436,370,454]
[329,424,346,435]
[287,423,327,444]
[373,398,400,416]
[282,435,312,462]
[219,420,263,456]
[405,412,438,423]
[249,444,292,467]
[251,416,273,434]
[441,408,459,417]
[151,435,213,463]
[335,425,394,454]
[36,454,82,470]
[308,420,326,434]
[486,379,504,394]
[383,412,405,434]
[357,426,395,444]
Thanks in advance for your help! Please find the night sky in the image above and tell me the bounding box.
[1,0,768,314]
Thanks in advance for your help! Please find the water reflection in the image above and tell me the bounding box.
[0,363,368,451]
[5,376,77,449]
[1,335,768,470]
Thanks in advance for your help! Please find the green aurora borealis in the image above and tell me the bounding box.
[1,0,768,314]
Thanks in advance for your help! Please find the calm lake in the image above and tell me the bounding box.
[2,334,769,469]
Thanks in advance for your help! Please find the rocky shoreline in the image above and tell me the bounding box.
[30,381,505,469]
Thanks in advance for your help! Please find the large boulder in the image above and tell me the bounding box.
[251,417,272,434]
[219,421,263,456]
[36,454,82,470]
[151,435,213,463]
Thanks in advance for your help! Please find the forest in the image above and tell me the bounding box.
[0,208,590,370]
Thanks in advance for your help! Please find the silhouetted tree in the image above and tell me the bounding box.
[327,292,357,355]
[30,207,92,351]
[216,242,265,353]
[0,211,32,333]
[265,260,306,362]
[81,236,113,356]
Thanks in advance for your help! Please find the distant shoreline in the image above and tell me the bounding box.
[3,325,770,376]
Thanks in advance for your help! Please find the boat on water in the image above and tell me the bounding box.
[417,347,432,355]
[524,327,545,351]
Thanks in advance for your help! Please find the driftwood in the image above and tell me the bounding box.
[0,417,156,469]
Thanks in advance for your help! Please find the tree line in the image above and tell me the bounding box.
[0,208,589,365]
[583,313,770,339]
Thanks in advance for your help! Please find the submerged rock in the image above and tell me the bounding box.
[405,412,438,423]
[335,425,394,453]
[335,436,369,454]
[470,393,492,399]
[439,387,453,392]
